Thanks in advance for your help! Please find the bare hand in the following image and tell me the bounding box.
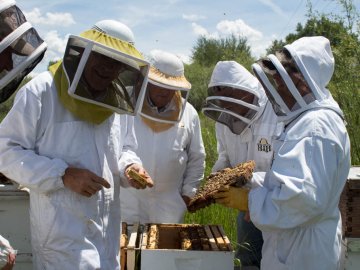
[125,163,154,189]
[62,167,110,197]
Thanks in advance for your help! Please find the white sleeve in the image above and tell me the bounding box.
[0,84,68,194]
[249,134,343,230]
[212,123,231,172]
[181,112,206,197]
[118,115,142,187]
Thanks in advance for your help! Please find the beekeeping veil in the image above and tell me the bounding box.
[202,61,267,135]
[0,0,47,103]
[252,36,343,122]
[56,20,149,121]
[139,50,191,132]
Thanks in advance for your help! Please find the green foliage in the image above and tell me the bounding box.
[191,35,254,67]
[185,63,214,111]
[267,15,354,54]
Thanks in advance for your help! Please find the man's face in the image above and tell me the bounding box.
[148,83,176,108]
[83,52,124,93]
[213,86,255,116]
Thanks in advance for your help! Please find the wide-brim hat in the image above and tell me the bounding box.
[148,50,191,90]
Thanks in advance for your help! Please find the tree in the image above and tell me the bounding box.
[191,35,253,67]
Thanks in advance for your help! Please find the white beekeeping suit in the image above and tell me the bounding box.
[0,20,151,269]
[202,61,280,268]
[251,36,351,270]
[120,50,206,223]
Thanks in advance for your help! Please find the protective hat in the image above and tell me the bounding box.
[92,19,135,45]
[0,0,47,103]
[252,36,342,121]
[139,49,191,124]
[62,20,149,115]
[202,61,267,135]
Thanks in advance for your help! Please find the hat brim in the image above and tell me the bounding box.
[148,66,191,90]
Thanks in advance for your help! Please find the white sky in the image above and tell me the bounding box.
[15,0,360,73]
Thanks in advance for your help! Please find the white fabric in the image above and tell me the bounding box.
[212,102,279,173]
[0,71,142,269]
[249,109,350,270]
[92,20,135,44]
[149,49,184,77]
[0,0,15,12]
[204,61,268,136]
[120,101,205,223]
[0,235,16,268]
[210,61,279,173]
[271,36,342,123]
[248,39,351,270]
[208,61,267,105]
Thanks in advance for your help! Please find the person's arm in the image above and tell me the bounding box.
[212,123,231,172]
[249,133,344,230]
[118,115,146,187]
[0,81,68,194]
[181,112,206,199]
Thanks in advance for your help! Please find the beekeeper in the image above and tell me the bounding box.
[0,0,47,103]
[0,19,153,269]
[215,36,351,269]
[202,61,279,269]
[120,50,205,223]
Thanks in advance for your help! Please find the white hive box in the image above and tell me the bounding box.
[121,223,234,270]
[0,183,32,269]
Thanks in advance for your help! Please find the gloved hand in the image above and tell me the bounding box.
[213,186,249,211]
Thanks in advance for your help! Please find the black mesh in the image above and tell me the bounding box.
[0,5,27,40]
[0,49,45,103]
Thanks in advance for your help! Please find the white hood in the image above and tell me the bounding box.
[203,61,268,135]
[285,36,343,115]
[208,60,267,108]
[253,36,343,123]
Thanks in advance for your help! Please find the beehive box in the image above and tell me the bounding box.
[340,166,360,238]
[120,223,234,270]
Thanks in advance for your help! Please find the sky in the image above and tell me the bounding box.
[14,0,360,73]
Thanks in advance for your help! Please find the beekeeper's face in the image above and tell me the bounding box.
[148,83,176,108]
[83,52,125,93]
